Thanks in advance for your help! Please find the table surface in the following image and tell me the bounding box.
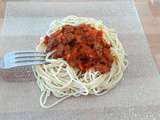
[135,0,160,72]
[0,1,160,119]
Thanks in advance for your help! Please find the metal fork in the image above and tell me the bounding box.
[0,51,46,69]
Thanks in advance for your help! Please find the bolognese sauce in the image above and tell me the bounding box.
[43,24,113,74]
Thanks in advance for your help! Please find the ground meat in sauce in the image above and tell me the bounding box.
[43,24,114,74]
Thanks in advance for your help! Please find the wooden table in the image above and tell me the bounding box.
[135,0,160,72]
[0,1,160,119]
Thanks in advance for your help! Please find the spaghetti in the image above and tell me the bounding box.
[33,16,128,108]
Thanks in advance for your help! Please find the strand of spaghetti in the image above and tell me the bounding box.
[66,67,89,96]
[40,90,71,108]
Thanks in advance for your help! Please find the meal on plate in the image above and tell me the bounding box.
[33,16,128,108]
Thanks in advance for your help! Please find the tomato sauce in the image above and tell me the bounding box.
[44,24,113,74]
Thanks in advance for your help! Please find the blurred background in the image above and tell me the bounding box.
[0,0,160,72]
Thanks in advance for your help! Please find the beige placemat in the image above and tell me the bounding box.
[0,1,160,120]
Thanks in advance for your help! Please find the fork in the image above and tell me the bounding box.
[0,51,46,69]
